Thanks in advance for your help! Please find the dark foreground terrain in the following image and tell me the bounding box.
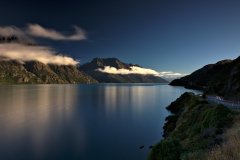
[149,92,238,160]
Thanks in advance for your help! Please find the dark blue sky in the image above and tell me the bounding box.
[0,0,240,73]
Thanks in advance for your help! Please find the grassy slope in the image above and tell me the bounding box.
[148,92,236,160]
[206,116,240,160]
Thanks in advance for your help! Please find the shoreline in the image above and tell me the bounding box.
[148,92,237,160]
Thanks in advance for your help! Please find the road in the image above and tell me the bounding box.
[207,95,240,109]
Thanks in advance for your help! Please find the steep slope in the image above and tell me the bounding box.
[149,92,234,160]
[0,60,97,84]
[80,57,168,83]
[170,57,240,100]
[0,60,41,83]
[49,64,96,83]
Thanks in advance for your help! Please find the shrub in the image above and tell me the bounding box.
[148,138,182,160]
[149,93,235,160]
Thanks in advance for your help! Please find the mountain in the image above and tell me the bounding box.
[80,57,168,83]
[170,56,240,100]
[0,60,97,84]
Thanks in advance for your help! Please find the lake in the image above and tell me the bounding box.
[0,84,201,160]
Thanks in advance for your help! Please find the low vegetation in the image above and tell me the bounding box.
[148,92,237,160]
[206,116,240,160]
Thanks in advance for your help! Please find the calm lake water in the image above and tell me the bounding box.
[0,84,201,160]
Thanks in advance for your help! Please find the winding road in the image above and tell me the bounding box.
[207,95,240,109]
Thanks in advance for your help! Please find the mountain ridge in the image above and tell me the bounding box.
[0,57,169,84]
[80,57,168,83]
[80,57,138,70]
[170,56,240,100]
[0,60,97,84]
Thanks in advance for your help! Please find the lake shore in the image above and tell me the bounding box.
[148,92,238,160]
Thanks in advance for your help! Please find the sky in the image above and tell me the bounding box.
[0,0,240,74]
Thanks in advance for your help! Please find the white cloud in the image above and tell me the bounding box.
[158,71,187,78]
[96,66,159,75]
[0,26,33,42]
[0,43,79,65]
[0,24,84,65]
[0,24,86,41]
[26,24,86,41]
[0,26,23,37]
[96,66,187,78]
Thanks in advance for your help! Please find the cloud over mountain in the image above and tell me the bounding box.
[96,66,159,75]
[158,71,187,78]
[0,43,79,65]
[0,24,84,65]
[96,66,186,78]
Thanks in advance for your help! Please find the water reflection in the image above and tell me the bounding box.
[100,85,159,115]
[0,84,201,160]
[0,85,77,129]
[0,85,86,160]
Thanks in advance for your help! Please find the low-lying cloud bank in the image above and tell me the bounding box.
[158,71,187,78]
[96,66,159,75]
[0,43,79,65]
[96,66,186,78]
[0,24,86,41]
[0,24,83,65]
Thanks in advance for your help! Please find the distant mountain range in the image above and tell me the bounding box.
[170,56,240,100]
[80,58,168,83]
[0,35,169,84]
[0,57,168,84]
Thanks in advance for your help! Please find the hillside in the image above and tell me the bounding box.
[170,57,240,100]
[148,92,235,160]
[0,60,97,84]
[80,58,168,83]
